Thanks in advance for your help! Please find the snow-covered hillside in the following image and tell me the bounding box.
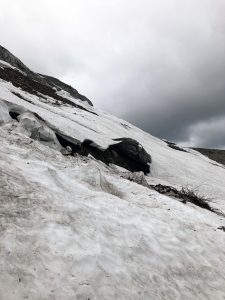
[0,46,225,300]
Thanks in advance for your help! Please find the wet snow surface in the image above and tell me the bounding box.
[1,78,225,299]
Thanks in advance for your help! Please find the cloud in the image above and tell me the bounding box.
[0,0,225,148]
[183,117,225,149]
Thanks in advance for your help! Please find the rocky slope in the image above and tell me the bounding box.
[0,45,92,106]
[0,46,225,300]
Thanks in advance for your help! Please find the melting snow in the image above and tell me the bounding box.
[0,78,225,299]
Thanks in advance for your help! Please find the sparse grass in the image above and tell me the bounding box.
[151,183,215,213]
[163,140,187,152]
[180,186,213,211]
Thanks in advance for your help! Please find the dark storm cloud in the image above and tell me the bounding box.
[0,0,225,148]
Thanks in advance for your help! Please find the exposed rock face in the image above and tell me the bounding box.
[39,74,93,106]
[112,138,151,165]
[0,45,93,106]
[107,138,151,174]
[0,45,31,73]
[0,66,95,113]
[54,133,152,174]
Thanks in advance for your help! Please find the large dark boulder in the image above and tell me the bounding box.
[106,138,151,174]
[63,137,152,174]
[111,138,151,165]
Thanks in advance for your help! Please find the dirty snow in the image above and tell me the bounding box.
[0,77,225,299]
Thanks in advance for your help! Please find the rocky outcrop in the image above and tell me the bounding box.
[55,134,152,174]
[0,45,31,73]
[163,139,187,152]
[0,45,93,106]
[0,99,151,173]
[39,74,93,106]
[0,46,151,173]
[0,66,95,114]
[111,138,151,168]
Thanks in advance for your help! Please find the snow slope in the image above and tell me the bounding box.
[0,122,225,300]
[0,48,225,299]
[0,78,225,212]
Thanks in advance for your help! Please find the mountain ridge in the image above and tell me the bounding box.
[0,45,93,106]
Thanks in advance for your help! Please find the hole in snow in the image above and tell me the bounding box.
[9,111,20,121]
[55,133,81,153]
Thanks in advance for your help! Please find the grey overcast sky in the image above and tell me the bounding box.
[1,0,225,148]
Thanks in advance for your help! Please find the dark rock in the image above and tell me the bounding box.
[0,45,31,73]
[39,74,93,106]
[112,138,151,163]
[1,100,151,174]
[56,134,151,174]
[151,183,220,214]
[163,139,187,152]
[153,184,181,198]
[0,45,93,107]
